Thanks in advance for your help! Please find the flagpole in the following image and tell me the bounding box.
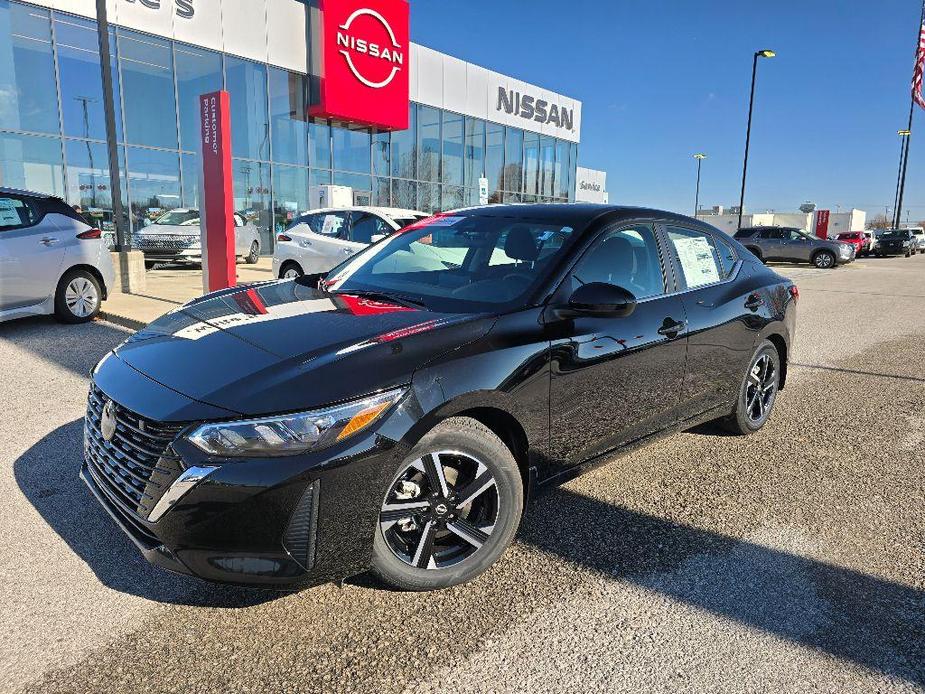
[895,0,925,229]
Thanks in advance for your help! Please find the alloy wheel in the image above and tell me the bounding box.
[64,277,99,318]
[379,451,499,570]
[283,267,302,279]
[814,252,834,268]
[745,354,777,422]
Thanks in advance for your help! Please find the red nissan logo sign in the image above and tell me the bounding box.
[312,0,410,130]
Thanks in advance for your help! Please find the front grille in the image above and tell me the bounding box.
[84,384,187,522]
[133,235,198,251]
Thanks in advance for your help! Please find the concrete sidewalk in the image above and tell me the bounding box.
[101,259,276,330]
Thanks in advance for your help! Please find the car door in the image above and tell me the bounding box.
[756,228,785,260]
[295,211,353,273]
[0,194,67,311]
[663,224,760,417]
[547,221,689,467]
[779,229,813,262]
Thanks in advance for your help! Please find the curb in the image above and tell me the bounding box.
[99,311,147,332]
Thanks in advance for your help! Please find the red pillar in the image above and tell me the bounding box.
[199,90,236,293]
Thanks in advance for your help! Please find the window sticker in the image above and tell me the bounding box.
[320,215,345,235]
[673,236,720,288]
[0,198,22,227]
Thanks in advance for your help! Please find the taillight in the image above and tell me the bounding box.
[277,234,292,242]
[76,228,102,240]
[789,285,799,302]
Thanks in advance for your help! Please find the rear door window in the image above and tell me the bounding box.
[0,195,39,231]
[665,226,728,290]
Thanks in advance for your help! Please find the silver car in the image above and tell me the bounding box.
[133,209,262,267]
[733,226,853,269]
[272,206,428,279]
[0,188,115,324]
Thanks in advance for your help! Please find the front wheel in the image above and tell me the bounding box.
[813,250,836,269]
[720,340,781,435]
[371,417,523,591]
[279,261,304,280]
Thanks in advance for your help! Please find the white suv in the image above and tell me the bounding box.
[0,188,115,324]
[273,206,427,279]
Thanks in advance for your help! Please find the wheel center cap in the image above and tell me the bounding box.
[433,502,449,516]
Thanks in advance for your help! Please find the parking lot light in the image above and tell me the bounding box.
[693,153,707,217]
[737,49,776,230]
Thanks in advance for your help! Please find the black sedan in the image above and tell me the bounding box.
[82,205,797,591]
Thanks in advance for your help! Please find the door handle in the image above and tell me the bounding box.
[744,294,764,311]
[299,239,312,247]
[40,237,59,246]
[657,318,687,337]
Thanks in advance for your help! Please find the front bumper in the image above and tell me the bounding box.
[877,244,909,256]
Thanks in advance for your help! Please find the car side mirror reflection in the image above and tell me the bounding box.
[566,282,637,318]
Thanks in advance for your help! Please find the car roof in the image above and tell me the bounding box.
[301,206,426,218]
[0,187,60,200]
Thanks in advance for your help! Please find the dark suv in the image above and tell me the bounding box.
[734,226,853,269]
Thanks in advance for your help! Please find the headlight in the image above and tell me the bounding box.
[187,387,406,457]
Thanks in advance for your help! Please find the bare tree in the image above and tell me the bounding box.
[868,213,891,230]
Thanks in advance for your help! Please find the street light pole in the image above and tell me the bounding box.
[737,49,775,231]
[893,129,911,228]
[693,153,706,217]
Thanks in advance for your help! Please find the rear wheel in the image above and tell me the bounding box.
[54,269,102,324]
[371,417,523,591]
[812,250,836,269]
[245,241,260,264]
[279,261,303,279]
[720,340,781,435]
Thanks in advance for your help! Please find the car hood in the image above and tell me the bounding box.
[137,224,200,237]
[114,281,494,416]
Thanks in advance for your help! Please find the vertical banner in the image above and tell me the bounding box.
[814,210,831,239]
[199,90,236,293]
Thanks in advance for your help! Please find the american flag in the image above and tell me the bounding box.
[915,3,925,109]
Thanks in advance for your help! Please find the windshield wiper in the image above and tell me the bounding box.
[330,289,428,310]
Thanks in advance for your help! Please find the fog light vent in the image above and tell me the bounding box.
[283,481,320,571]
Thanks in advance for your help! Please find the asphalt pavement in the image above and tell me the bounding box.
[1,254,923,693]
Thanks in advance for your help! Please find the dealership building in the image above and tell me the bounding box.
[0,0,583,254]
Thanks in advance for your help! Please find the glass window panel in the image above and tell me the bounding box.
[180,152,200,208]
[555,140,568,199]
[463,117,485,188]
[65,139,126,238]
[392,178,416,210]
[269,67,309,166]
[309,119,330,169]
[442,185,464,211]
[540,136,555,198]
[175,44,222,153]
[331,124,370,174]
[126,146,180,233]
[233,159,271,251]
[465,187,480,207]
[416,105,440,183]
[568,143,578,200]
[502,191,522,204]
[373,175,390,206]
[523,131,539,197]
[503,127,523,192]
[0,131,64,195]
[226,56,269,161]
[417,182,440,214]
[372,129,389,176]
[333,170,371,195]
[485,122,503,199]
[272,164,308,235]
[310,167,331,186]
[119,31,177,149]
[56,18,122,142]
[390,103,416,178]
[0,2,59,133]
[441,111,463,186]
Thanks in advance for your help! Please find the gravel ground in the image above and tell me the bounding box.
[1,255,923,693]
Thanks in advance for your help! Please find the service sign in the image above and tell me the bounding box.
[312,0,410,130]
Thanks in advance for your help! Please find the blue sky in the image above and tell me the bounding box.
[410,0,925,223]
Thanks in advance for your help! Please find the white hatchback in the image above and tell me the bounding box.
[0,188,116,325]
[272,207,428,279]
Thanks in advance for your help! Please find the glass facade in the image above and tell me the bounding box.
[0,0,579,254]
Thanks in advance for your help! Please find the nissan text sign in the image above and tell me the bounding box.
[312,0,410,130]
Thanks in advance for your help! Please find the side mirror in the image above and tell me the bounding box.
[566,282,637,318]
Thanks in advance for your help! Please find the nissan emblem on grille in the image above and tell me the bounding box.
[100,399,117,442]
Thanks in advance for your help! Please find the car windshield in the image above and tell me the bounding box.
[324,214,579,313]
[881,231,908,239]
[153,210,200,226]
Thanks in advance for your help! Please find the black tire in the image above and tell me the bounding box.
[720,340,781,435]
[144,260,158,270]
[245,241,260,264]
[812,250,836,269]
[371,417,523,591]
[54,268,102,324]
[279,261,304,279]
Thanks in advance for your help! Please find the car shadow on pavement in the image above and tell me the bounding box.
[791,362,925,383]
[13,418,281,608]
[519,488,925,687]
